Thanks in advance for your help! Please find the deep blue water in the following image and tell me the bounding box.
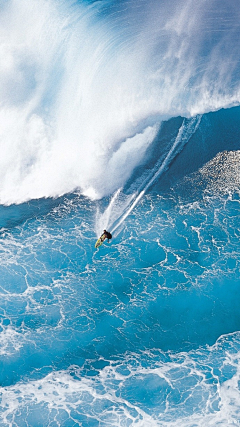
[0,1,240,426]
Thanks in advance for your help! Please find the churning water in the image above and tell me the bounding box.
[0,0,240,425]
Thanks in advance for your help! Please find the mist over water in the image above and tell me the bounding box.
[1,1,240,426]
[1,0,240,204]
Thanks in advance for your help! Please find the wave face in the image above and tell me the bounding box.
[0,1,240,426]
[1,0,240,203]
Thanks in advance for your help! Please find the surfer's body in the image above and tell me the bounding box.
[95,230,112,248]
[102,230,112,242]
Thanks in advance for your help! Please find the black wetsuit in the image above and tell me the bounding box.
[102,231,112,241]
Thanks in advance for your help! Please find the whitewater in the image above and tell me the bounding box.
[0,0,240,426]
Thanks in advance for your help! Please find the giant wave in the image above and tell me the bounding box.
[1,0,240,204]
[0,0,240,426]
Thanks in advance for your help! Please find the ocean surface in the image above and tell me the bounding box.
[0,0,240,426]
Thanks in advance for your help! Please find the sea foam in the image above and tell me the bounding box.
[1,0,240,204]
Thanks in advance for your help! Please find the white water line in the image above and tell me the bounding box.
[110,115,202,234]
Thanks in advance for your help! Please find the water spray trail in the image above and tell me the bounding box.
[110,115,202,234]
[95,188,123,235]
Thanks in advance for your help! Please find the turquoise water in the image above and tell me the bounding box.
[0,1,240,425]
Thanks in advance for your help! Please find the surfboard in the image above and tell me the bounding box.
[95,236,106,248]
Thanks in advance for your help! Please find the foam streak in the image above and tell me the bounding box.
[105,116,202,234]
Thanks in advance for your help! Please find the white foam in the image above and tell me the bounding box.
[1,0,240,204]
[2,335,240,426]
[0,326,29,356]
[0,369,157,426]
[97,116,202,235]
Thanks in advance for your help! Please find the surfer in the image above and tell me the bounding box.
[95,230,112,248]
[102,230,112,242]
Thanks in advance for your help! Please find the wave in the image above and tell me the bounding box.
[95,115,202,236]
[0,142,239,424]
[1,0,240,204]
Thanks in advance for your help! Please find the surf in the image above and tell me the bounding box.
[1,0,240,205]
[96,115,202,236]
[1,1,240,425]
